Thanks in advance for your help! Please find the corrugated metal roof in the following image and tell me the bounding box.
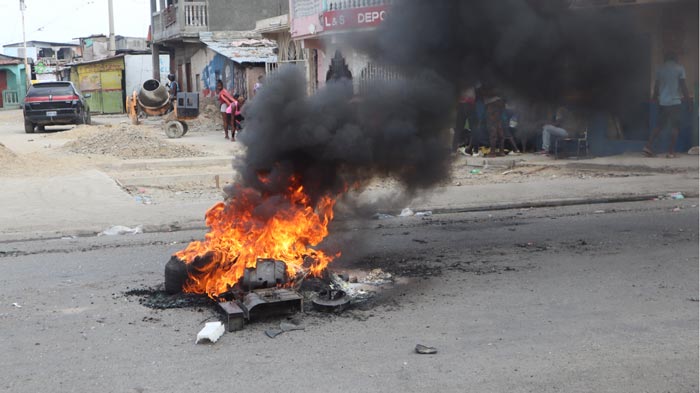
[199,32,277,64]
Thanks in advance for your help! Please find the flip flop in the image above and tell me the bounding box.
[642,147,654,157]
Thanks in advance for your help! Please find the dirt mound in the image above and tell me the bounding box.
[62,124,208,159]
[0,143,18,164]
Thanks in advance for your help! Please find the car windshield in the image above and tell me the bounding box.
[27,83,75,97]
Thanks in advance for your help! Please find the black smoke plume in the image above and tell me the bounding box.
[236,67,454,202]
[360,0,645,110]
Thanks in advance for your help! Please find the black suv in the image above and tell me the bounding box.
[23,81,91,133]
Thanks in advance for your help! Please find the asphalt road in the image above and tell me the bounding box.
[0,199,697,393]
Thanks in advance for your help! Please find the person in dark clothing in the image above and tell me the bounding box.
[480,83,506,157]
[167,74,180,103]
[452,87,478,153]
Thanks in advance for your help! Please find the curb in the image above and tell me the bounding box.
[1,193,695,244]
[422,192,698,215]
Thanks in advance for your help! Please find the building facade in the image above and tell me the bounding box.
[149,0,288,97]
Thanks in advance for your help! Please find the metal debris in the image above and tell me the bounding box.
[415,344,438,354]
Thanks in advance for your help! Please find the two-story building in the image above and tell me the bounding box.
[149,0,288,97]
[3,40,81,82]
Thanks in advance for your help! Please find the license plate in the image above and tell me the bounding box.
[46,111,57,117]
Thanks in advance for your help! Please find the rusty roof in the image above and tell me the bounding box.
[199,32,277,64]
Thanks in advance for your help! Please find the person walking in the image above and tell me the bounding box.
[643,52,691,158]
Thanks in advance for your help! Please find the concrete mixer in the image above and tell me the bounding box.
[126,79,199,138]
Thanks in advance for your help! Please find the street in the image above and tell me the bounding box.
[1,199,697,393]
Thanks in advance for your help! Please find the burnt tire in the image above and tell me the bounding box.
[24,120,35,133]
[164,120,185,138]
[164,256,188,295]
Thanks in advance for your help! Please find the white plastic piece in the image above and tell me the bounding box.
[399,208,414,217]
[98,225,143,236]
[415,211,432,217]
[196,321,225,344]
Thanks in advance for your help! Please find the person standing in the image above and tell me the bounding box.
[643,52,691,158]
[452,86,477,153]
[225,94,240,141]
[167,74,179,103]
[215,80,230,137]
[480,84,506,157]
[253,75,263,97]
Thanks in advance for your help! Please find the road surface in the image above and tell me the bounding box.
[0,199,697,392]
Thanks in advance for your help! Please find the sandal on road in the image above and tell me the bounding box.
[642,147,655,157]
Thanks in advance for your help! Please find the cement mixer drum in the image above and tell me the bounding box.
[137,79,170,110]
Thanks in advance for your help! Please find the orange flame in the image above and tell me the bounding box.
[174,176,338,298]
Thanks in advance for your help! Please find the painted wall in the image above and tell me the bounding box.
[0,64,27,108]
[208,0,288,31]
[289,0,324,39]
[124,54,170,96]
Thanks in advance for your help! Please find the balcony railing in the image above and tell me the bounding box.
[152,1,208,43]
[326,0,393,11]
[2,90,20,108]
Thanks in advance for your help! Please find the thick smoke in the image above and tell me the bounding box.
[236,66,454,202]
[360,0,645,110]
[235,0,645,201]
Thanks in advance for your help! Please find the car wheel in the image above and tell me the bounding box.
[85,111,91,125]
[24,120,35,133]
[181,121,189,135]
[37,125,46,131]
[164,120,185,138]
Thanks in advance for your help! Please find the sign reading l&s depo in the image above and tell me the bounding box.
[322,5,388,31]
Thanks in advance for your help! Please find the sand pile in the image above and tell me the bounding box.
[62,124,208,159]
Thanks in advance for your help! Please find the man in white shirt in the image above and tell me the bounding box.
[643,53,691,158]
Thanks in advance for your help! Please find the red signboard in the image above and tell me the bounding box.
[322,6,388,31]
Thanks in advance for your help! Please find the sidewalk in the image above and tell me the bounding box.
[0,166,696,242]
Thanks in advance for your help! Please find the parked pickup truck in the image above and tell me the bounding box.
[23,81,91,133]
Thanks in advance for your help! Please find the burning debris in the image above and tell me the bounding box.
[155,0,648,336]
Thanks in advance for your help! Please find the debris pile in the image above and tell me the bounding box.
[62,124,208,159]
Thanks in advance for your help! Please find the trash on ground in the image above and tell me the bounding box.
[196,321,225,344]
[672,207,681,212]
[415,211,432,217]
[415,344,438,354]
[399,208,415,217]
[669,192,685,200]
[363,269,393,285]
[688,146,699,155]
[594,210,605,214]
[265,320,305,338]
[134,195,153,205]
[98,225,143,236]
[372,213,395,220]
[280,321,305,332]
[470,169,481,174]
[11,303,22,308]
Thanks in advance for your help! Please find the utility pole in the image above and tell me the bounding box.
[108,0,116,56]
[20,0,31,89]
